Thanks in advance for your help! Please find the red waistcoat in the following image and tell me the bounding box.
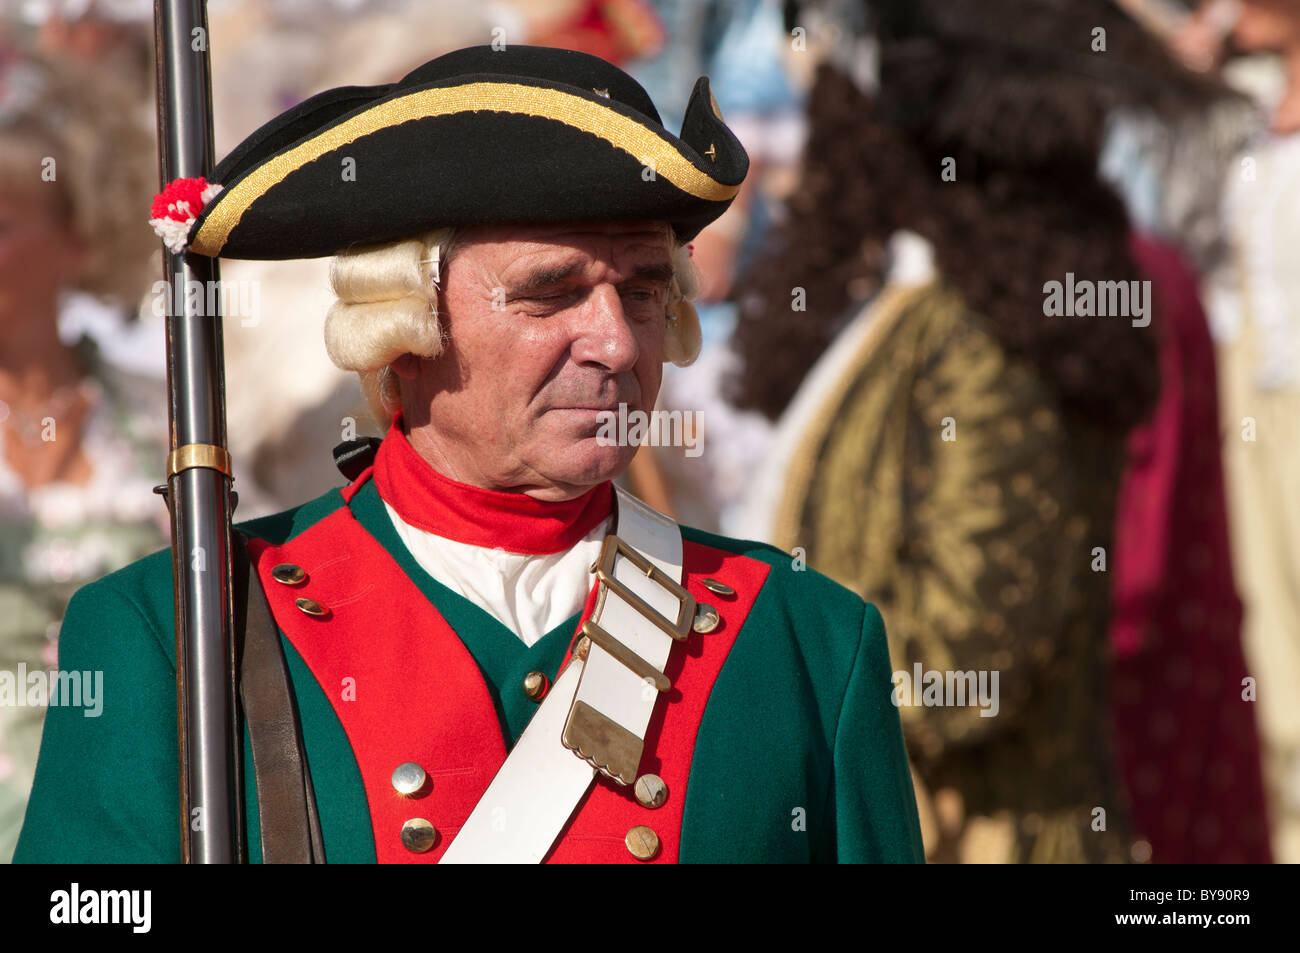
[245,469,770,863]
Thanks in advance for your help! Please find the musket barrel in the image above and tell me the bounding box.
[153,0,241,864]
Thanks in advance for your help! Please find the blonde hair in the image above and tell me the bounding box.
[324,226,702,428]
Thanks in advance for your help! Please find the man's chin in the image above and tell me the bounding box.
[534,437,636,492]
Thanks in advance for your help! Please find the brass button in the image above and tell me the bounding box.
[634,773,668,809]
[704,143,717,162]
[702,578,735,598]
[692,603,720,634]
[271,563,307,586]
[295,596,327,617]
[523,671,549,701]
[625,825,660,861]
[574,636,591,661]
[400,818,438,853]
[391,762,428,797]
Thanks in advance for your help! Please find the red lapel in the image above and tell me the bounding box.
[248,499,506,864]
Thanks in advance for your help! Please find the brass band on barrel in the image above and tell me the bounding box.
[166,443,233,478]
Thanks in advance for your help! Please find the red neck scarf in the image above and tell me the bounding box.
[371,413,614,555]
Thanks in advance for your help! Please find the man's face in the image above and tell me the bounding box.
[397,219,674,501]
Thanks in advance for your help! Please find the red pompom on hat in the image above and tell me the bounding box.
[149,176,222,253]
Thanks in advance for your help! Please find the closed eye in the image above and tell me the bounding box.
[528,288,582,304]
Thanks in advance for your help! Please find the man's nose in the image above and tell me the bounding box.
[570,283,639,373]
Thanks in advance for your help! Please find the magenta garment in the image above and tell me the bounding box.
[1109,234,1271,863]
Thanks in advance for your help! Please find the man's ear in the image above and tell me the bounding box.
[390,353,422,379]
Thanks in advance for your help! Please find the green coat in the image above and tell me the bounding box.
[15,473,924,863]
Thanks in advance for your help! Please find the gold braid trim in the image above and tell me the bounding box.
[192,82,740,257]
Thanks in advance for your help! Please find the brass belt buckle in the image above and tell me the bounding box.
[592,533,694,642]
[562,534,696,785]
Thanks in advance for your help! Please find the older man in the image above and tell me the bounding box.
[16,45,923,863]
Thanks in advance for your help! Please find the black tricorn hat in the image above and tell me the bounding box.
[172,45,748,260]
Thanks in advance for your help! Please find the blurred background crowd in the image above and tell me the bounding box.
[0,0,1296,864]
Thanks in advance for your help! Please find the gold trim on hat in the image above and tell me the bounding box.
[191,81,740,257]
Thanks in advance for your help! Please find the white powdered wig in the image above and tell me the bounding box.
[324,227,455,427]
[323,226,702,428]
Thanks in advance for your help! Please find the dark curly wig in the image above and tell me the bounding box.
[729,0,1228,427]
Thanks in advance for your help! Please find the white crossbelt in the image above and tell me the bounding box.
[440,487,690,863]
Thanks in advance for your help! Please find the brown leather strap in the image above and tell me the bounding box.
[233,533,325,863]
